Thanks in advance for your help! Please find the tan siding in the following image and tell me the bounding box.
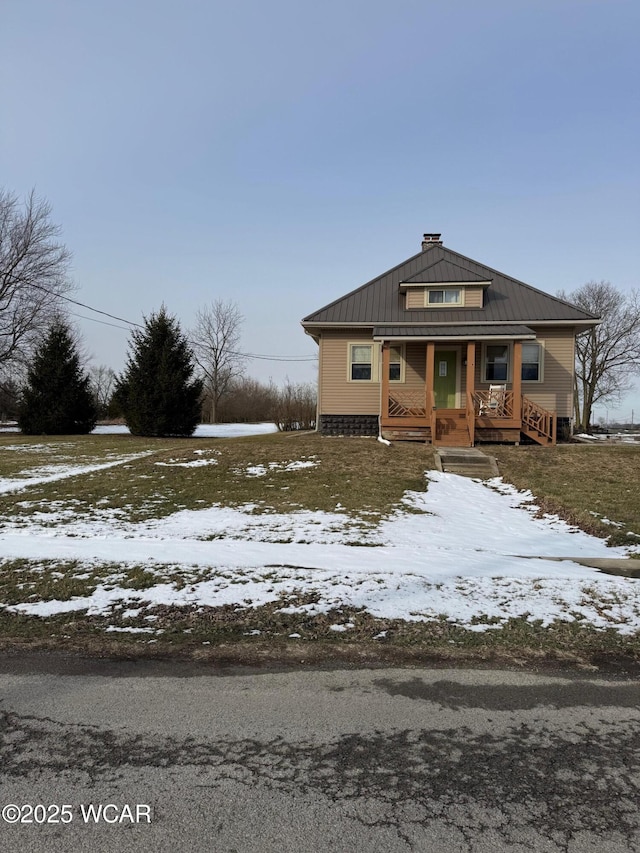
[319,328,576,418]
[524,327,575,418]
[406,288,425,308]
[474,329,575,417]
[464,287,484,308]
[316,334,323,419]
[319,330,380,415]
[404,342,426,389]
[407,287,484,308]
[406,285,483,309]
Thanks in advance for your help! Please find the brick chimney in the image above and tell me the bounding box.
[422,233,442,250]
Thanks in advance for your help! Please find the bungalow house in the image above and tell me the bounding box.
[302,234,598,447]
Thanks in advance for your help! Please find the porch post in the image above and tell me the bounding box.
[512,340,522,421]
[466,341,476,397]
[381,341,390,422]
[425,341,436,440]
[425,341,435,410]
[466,341,476,445]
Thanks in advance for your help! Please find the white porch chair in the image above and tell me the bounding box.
[480,384,507,416]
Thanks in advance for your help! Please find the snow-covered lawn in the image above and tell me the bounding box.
[91,422,278,438]
[0,452,153,496]
[0,421,279,438]
[0,442,638,635]
[575,432,640,444]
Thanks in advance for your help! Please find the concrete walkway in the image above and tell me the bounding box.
[546,556,640,578]
[433,450,640,578]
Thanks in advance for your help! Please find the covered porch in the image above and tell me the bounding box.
[376,326,556,446]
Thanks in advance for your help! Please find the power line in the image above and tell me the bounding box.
[30,282,143,328]
[26,279,318,363]
[231,350,317,362]
[68,311,134,332]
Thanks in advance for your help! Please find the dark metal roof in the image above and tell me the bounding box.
[401,259,490,285]
[302,244,599,326]
[373,324,536,339]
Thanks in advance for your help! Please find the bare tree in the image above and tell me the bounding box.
[191,300,245,423]
[89,364,117,418]
[0,373,20,421]
[0,189,72,370]
[214,376,279,423]
[272,379,317,431]
[558,281,640,432]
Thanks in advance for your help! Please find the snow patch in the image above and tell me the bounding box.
[242,458,319,477]
[1,469,639,633]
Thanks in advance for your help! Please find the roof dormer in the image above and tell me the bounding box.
[400,258,492,309]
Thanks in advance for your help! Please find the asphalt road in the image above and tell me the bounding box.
[0,654,638,852]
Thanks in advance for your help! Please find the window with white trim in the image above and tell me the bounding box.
[484,344,509,381]
[426,288,462,305]
[349,344,373,381]
[521,342,543,381]
[389,345,403,382]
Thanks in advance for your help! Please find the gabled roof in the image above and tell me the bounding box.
[302,243,598,327]
[401,258,490,285]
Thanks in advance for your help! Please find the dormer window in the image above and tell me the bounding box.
[426,288,462,306]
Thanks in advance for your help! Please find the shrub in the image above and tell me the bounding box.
[115,307,203,437]
[18,321,97,435]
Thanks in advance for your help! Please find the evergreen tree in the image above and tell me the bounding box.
[18,321,98,435]
[115,307,203,437]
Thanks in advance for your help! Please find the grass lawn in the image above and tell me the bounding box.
[493,444,640,548]
[0,431,639,672]
[0,432,433,525]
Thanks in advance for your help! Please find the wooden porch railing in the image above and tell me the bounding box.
[383,387,435,438]
[472,389,515,419]
[426,388,435,439]
[522,396,556,444]
[386,386,555,446]
[387,388,427,418]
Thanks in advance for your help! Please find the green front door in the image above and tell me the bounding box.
[433,351,457,408]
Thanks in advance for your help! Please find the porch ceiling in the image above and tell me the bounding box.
[373,324,537,341]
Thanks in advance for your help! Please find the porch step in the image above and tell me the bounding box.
[435,448,499,479]
[434,409,471,447]
[521,426,554,446]
[435,435,471,447]
[381,428,431,442]
[438,453,490,465]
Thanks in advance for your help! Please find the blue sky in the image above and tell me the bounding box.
[2,0,639,420]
